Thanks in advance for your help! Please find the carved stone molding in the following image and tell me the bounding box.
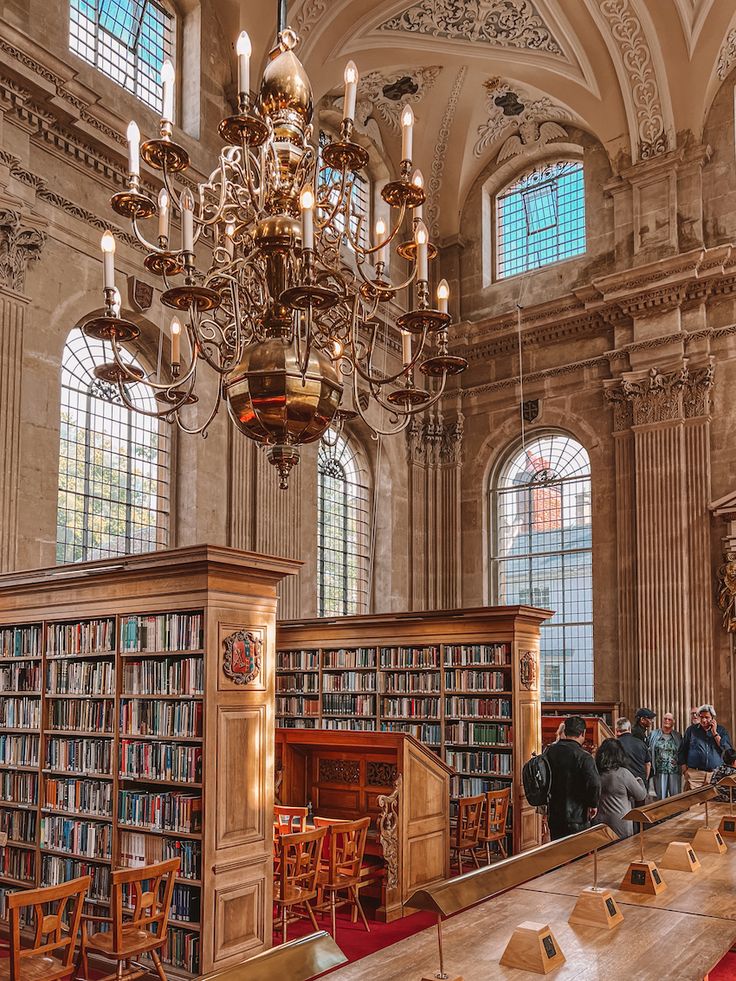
[474,77,571,159]
[603,383,634,432]
[0,209,46,293]
[427,65,467,238]
[606,362,715,428]
[407,412,464,467]
[596,0,669,159]
[682,362,715,419]
[379,0,563,56]
[717,27,736,79]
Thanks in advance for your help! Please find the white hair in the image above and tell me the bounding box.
[615,718,631,732]
[698,704,717,717]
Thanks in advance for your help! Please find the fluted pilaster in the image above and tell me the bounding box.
[0,291,26,571]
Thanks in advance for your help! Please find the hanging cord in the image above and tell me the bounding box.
[516,271,531,458]
[366,302,392,608]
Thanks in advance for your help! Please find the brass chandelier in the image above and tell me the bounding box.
[82,4,467,488]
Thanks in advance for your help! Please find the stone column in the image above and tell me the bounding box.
[606,361,714,725]
[0,207,45,571]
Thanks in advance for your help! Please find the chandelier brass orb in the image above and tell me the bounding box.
[83,2,467,489]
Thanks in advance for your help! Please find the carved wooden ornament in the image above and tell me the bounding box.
[520,650,537,690]
[222,629,262,685]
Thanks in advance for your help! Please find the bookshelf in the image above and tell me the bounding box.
[276,607,550,854]
[0,545,299,977]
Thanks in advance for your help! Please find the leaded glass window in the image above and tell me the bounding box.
[317,430,371,616]
[318,130,371,249]
[57,331,170,564]
[491,433,593,700]
[496,160,585,279]
[69,0,174,113]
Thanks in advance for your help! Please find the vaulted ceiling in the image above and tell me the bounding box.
[232,0,736,238]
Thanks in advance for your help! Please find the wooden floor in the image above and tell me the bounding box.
[328,805,736,980]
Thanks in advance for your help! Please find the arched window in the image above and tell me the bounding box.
[69,0,175,113]
[317,430,371,616]
[318,129,371,249]
[491,433,593,700]
[496,160,585,279]
[56,331,170,563]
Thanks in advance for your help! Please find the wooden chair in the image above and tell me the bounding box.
[0,874,89,981]
[314,816,371,938]
[77,857,179,981]
[274,805,308,834]
[477,787,511,864]
[451,793,485,875]
[273,826,326,944]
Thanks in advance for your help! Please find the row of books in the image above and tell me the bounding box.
[49,698,113,733]
[163,926,199,973]
[444,697,512,718]
[169,883,200,923]
[381,672,439,693]
[119,698,203,739]
[122,658,204,696]
[0,697,40,729]
[1,771,37,805]
[323,672,377,692]
[119,830,201,880]
[0,664,41,692]
[46,659,115,696]
[444,669,508,691]
[382,697,440,718]
[275,650,320,671]
[0,845,34,882]
[276,697,319,717]
[119,741,202,783]
[121,613,203,654]
[452,776,511,796]
[380,646,440,669]
[0,734,38,767]
[276,673,320,694]
[46,737,111,775]
[322,694,375,716]
[323,648,375,669]
[380,721,442,743]
[42,854,110,902]
[445,722,512,746]
[444,644,511,666]
[277,718,317,729]
[0,806,36,842]
[0,626,41,659]
[40,815,112,860]
[322,719,375,731]
[118,790,202,833]
[47,619,115,658]
[445,750,513,774]
[45,777,113,817]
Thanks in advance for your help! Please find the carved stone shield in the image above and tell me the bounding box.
[128,276,154,312]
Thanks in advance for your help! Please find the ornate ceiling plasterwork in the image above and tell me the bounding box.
[427,65,467,238]
[294,0,328,40]
[592,0,670,160]
[378,0,564,56]
[474,77,570,159]
[718,26,736,79]
[673,0,715,57]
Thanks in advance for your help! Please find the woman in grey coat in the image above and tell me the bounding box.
[594,738,647,838]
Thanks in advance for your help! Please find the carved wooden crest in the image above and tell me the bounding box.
[222,629,262,685]
[128,276,154,312]
[520,650,537,690]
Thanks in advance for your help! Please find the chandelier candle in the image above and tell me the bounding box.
[161,58,175,125]
[412,169,424,222]
[300,186,315,250]
[157,189,169,241]
[224,223,235,259]
[343,61,358,122]
[402,331,412,366]
[375,217,388,265]
[101,231,115,291]
[126,121,140,177]
[415,220,429,282]
[236,31,251,102]
[401,104,414,163]
[170,316,181,368]
[437,279,450,315]
[181,189,194,253]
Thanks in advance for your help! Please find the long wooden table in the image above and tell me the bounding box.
[327,806,736,980]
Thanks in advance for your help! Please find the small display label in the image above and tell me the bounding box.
[688,850,696,863]
[631,869,646,886]
[652,869,662,884]
[716,833,724,845]
[605,898,617,917]
[543,936,557,959]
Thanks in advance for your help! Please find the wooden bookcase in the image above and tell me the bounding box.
[0,545,299,978]
[276,607,550,854]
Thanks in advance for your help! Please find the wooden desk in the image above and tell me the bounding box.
[327,805,736,981]
[326,887,735,980]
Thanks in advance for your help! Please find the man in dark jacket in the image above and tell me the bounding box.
[545,716,600,840]
[616,717,651,784]
[632,707,656,744]
[679,704,733,790]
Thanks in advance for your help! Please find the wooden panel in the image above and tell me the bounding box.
[213,874,265,963]
[217,704,266,848]
[405,833,445,892]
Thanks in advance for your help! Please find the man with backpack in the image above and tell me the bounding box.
[536,716,600,840]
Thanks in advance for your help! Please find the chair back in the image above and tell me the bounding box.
[8,874,90,980]
[275,804,309,834]
[482,788,511,840]
[277,827,326,902]
[111,857,180,953]
[318,816,370,883]
[455,793,485,847]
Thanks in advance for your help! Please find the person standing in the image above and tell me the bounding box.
[632,708,656,744]
[649,712,682,799]
[616,718,651,785]
[679,705,733,790]
[544,716,600,840]
[595,738,647,838]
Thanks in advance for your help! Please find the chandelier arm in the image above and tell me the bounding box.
[353,253,417,294]
[130,215,170,254]
[346,201,407,258]
[315,168,349,231]
[110,329,201,393]
[171,382,223,436]
[349,386,412,437]
[369,374,448,419]
[112,376,189,420]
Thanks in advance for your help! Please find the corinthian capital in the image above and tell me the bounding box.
[0,209,46,293]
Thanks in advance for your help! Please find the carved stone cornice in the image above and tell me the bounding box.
[603,381,633,432]
[0,208,46,293]
[605,361,715,428]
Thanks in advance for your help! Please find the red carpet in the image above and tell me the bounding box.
[711,953,736,979]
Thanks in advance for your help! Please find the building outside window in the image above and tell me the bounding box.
[56,331,170,563]
[317,429,371,616]
[496,160,585,279]
[69,0,174,113]
[491,432,593,700]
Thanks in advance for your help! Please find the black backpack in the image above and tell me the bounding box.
[522,751,552,807]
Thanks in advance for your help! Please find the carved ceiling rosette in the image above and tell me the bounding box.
[379,0,563,56]
[0,209,46,293]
